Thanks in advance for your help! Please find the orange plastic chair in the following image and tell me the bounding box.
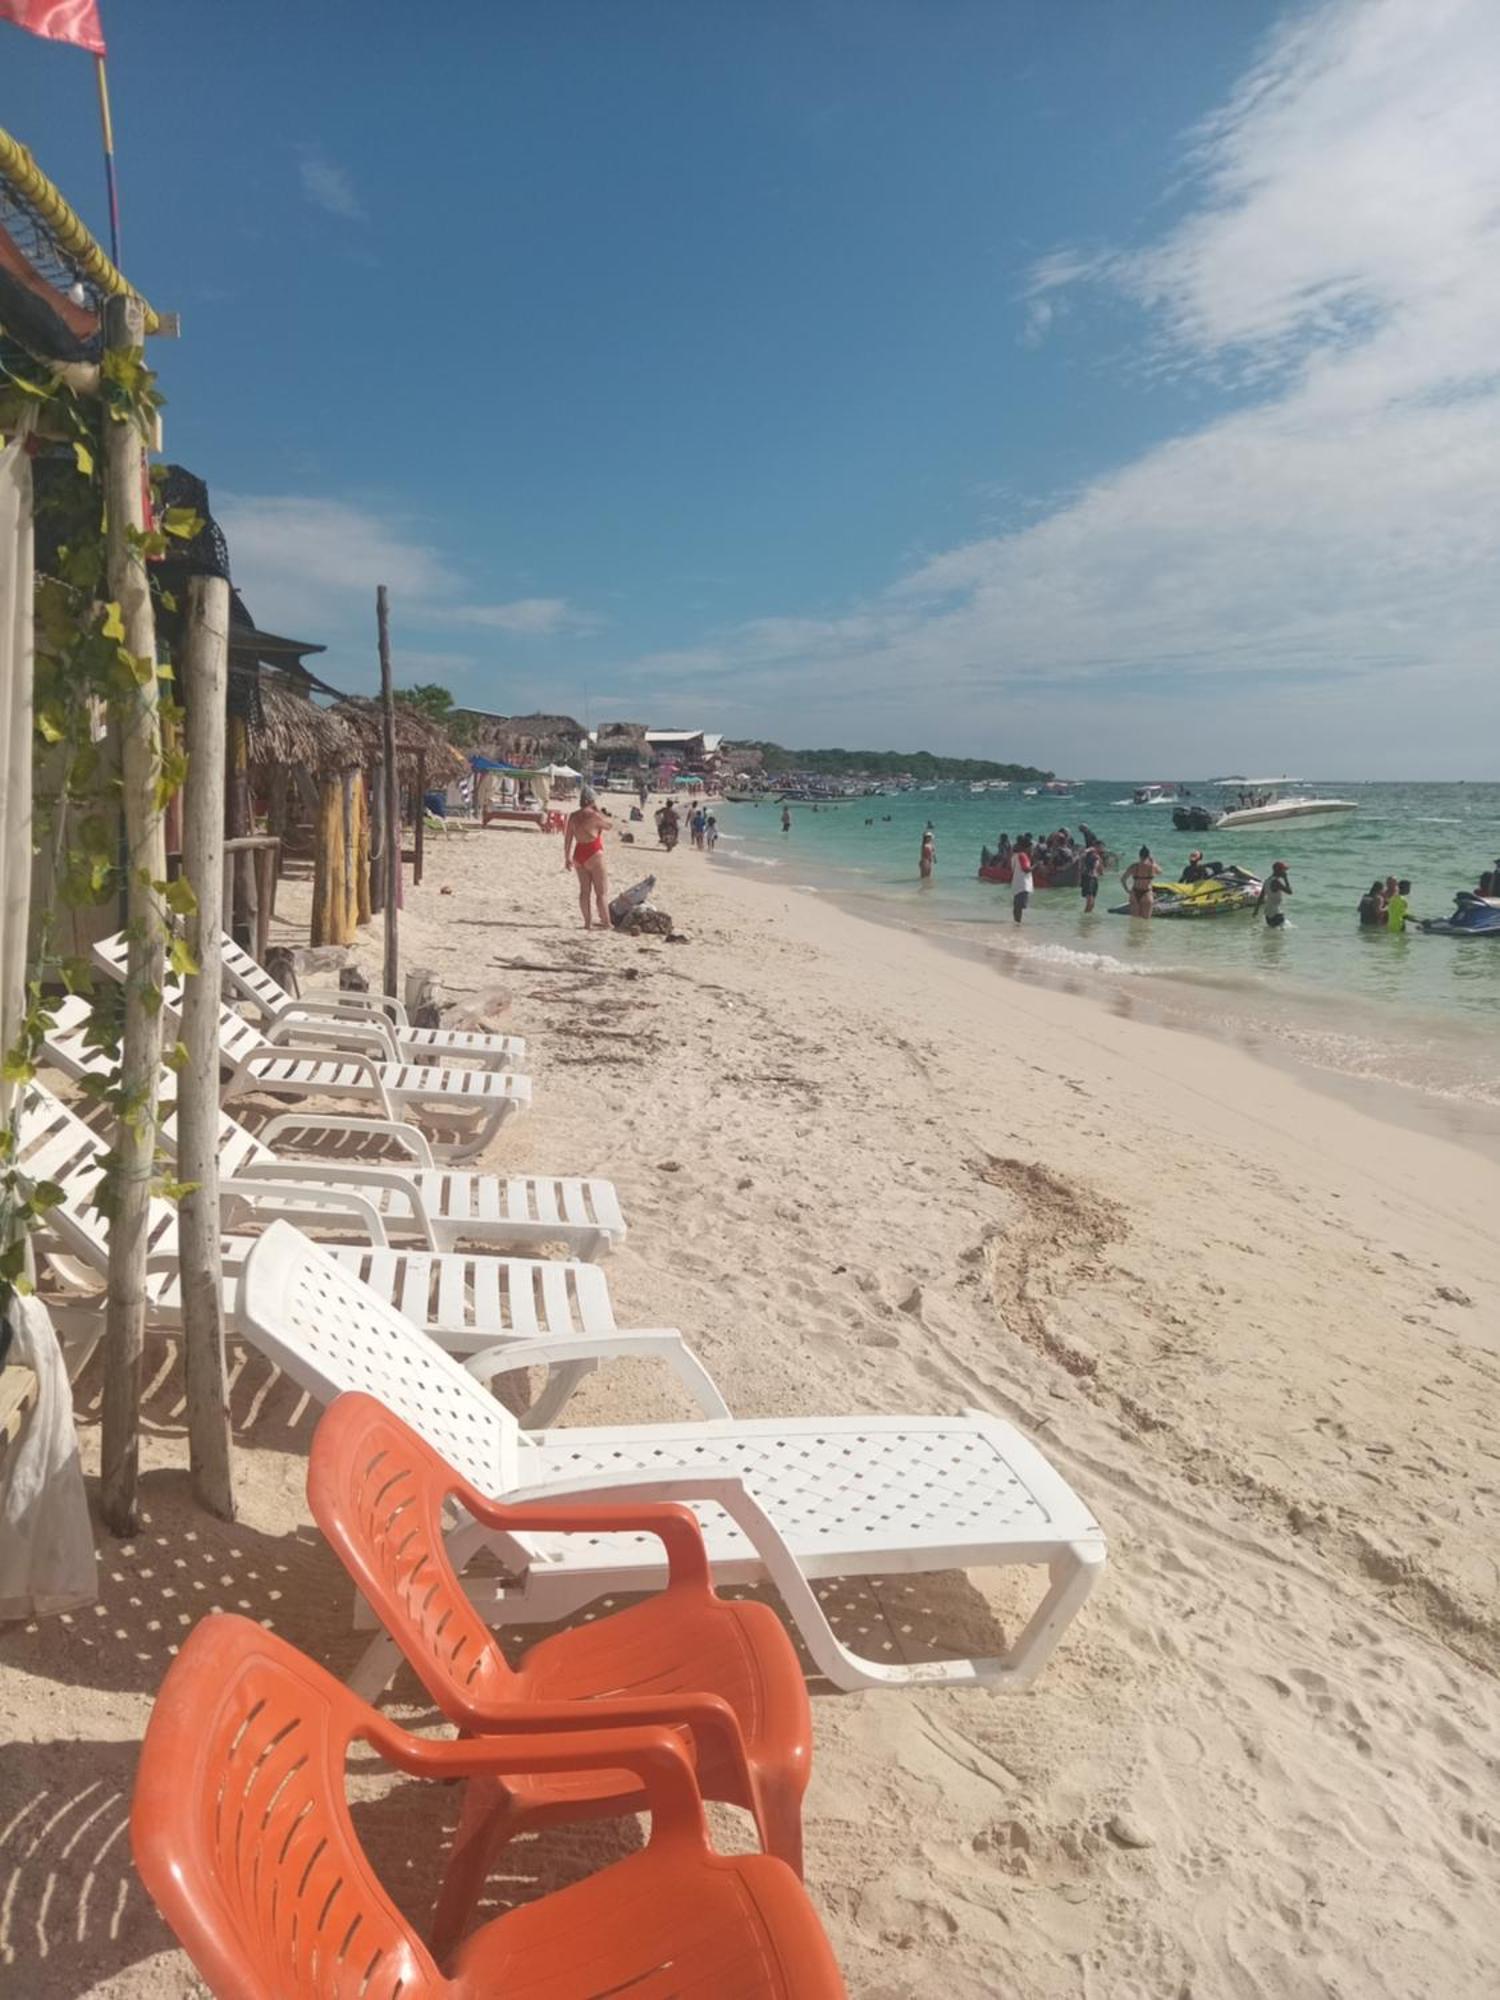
[131,1612,846,1999]
[307,1393,813,1958]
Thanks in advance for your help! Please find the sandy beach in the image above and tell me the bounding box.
[4,802,1498,1999]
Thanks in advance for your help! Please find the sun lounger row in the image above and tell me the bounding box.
[34,945,1104,1992]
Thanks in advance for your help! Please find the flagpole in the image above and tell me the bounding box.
[94,53,120,268]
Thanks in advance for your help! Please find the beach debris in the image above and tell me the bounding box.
[898,1283,924,1316]
[665,930,690,943]
[657,1159,682,1172]
[339,964,371,993]
[1434,1284,1473,1307]
[617,906,674,936]
[608,874,657,926]
[440,884,453,895]
[263,944,297,993]
[1105,1813,1154,1850]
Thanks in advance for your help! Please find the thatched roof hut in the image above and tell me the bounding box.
[460,710,585,766]
[332,697,468,780]
[594,721,649,774]
[245,675,360,776]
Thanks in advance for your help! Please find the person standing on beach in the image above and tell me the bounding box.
[919,828,936,880]
[563,785,611,930]
[1257,860,1292,927]
[1079,840,1104,913]
[705,813,719,851]
[1122,846,1160,918]
[1011,837,1034,924]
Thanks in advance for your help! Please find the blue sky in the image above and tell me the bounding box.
[8,0,1499,774]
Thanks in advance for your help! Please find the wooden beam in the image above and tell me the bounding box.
[378,586,399,997]
[177,573,235,1520]
[100,293,166,1537]
[413,751,426,886]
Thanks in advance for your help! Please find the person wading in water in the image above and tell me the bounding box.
[563,785,612,930]
[1121,845,1160,918]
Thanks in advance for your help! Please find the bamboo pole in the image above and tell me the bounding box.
[413,752,426,887]
[226,716,253,949]
[101,293,166,1537]
[378,587,399,997]
[369,758,385,915]
[176,574,234,1519]
[340,769,357,940]
[309,774,344,946]
[354,770,372,925]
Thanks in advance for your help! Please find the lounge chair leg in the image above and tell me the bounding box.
[430,1775,515,1964]
[518,1358,595,1430]
[347,1629,404,1702]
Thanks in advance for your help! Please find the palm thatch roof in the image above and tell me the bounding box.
[465,711,585,764]
[333,698,468,778]
[595,721,648,754]
[245,675,360,775]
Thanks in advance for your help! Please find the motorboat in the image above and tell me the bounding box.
[1416,893,1500,937]
[1173,780,1357,834]
[1116,783,1179,806]
[1110,864,1263,919]
[1040,780,1077,796]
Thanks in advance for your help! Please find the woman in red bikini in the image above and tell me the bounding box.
[563,786,612,929]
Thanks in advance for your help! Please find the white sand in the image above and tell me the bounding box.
[3,802,1497,1997]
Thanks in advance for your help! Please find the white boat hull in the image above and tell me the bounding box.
[1213,799,1358,831]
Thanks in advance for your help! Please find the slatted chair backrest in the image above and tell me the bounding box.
[218,931,297,1023]
[15,1082,179,1269]
[309,1394,519,1723]
[132,1613,438,2000]
[239,1224,518,1496]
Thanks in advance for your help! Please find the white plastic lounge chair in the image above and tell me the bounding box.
[240,1222,1107,1698]
[88,943,530,1162]
[18,1086,712,1429]
[96,929,527,1072]
[41,996,626,1258]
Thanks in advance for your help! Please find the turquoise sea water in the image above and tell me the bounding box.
[713,781,1500,1107]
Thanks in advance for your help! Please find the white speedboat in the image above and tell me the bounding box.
[1115,782,1178,806]
[1173,780,1358,833]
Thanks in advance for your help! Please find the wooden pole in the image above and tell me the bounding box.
[413,751,426,887]
[101,293,166,1537]
[368,758,384,915]
[226,715,252,948]
[378,586,399,997]
[177,574,235,1520]
[354,771,372,925]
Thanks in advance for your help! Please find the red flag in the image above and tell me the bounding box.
[0,1,106,55]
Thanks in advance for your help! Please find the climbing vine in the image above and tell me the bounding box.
[0,337,199,1308]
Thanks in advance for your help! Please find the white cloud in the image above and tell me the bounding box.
[443,598,600,636]
[298,151,364,222]
[216,495,595,667]
[605,0,1500,772]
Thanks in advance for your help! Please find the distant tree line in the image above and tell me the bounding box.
[727,740,1053,782]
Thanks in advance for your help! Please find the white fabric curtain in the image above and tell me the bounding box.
[0,428,97,1621]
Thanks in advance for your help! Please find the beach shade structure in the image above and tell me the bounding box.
[310,1393,814,1938]
[41,998,626,1260]
[98,927,528,1074]
[88,944,530,1163]
[18,1083,712,1428]
[239,1224,1108,1699]
[131,1614,847,1998]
